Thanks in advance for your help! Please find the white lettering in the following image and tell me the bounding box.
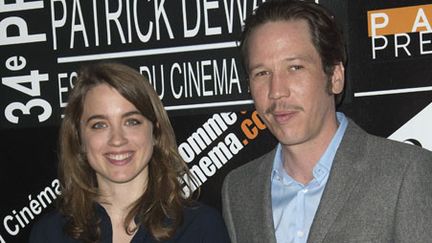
[371,35,388,59]
[394,33,411,57]
[1,179,61,237]
[51,0,66,50]
[183,0,201,37]
[58,73,70,108]
[5,56,26,71]
[370,13,389,37]
[420,31,432,55]
[140,65,165,99]
[201,60,213,96]
[0,17,46,46]
[105,0,126,45]
[204,0,221,35]
[412,8,432,33]
[170,63,183,99]
[154,0,174,39]
[3,215,19,235]
[0,0,43,13]
[134,0,153,42]
[70,0,89,48]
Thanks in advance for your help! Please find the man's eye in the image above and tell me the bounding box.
[251,70,270,79]
[125,119,141,126]
[290,65,303,71]
[91,122,107,129]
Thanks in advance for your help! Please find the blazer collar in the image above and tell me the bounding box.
[254,148,278,243]
[307,119,368,243]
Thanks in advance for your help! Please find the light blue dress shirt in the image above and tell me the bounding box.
[271,112,348,243]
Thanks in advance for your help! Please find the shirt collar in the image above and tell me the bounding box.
[271,112,348,185]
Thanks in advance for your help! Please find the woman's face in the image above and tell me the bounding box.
[79,84,154,188]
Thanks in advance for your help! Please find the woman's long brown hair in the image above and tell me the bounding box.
[58,62,193,242]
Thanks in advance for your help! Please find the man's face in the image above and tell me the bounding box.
[247,20,344,149]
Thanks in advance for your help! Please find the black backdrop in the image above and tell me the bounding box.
[1,0,432,242]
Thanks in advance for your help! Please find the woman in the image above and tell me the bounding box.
[30,62,230,243]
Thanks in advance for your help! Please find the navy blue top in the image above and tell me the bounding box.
[29,203,230,243]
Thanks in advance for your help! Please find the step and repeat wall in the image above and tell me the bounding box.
[1,0,431,242]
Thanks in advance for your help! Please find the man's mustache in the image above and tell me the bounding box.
[265,102,304,114]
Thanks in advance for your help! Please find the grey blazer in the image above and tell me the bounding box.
[222,119,432,243]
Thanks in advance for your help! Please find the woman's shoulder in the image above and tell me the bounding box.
[173,202,230,242]
[29,209,77,243]
[30,209,66,234]
[183,202,223,223]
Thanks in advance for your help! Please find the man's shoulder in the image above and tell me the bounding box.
[369,133,432,162]
[345,118,432,165]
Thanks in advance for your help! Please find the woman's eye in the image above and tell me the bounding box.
[91,122,107,129]
[125,119,141,126]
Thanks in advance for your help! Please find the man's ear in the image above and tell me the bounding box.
[331,62,345,95]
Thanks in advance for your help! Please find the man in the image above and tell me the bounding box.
[222,1,432,243]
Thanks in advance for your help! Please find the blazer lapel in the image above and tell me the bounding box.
[251,149,278,243]
[307,120,368,243]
